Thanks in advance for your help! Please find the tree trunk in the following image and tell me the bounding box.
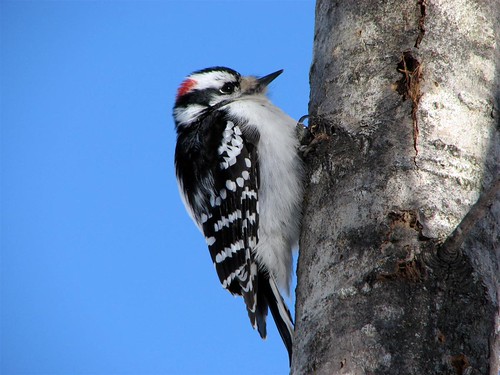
[292,0,500,374]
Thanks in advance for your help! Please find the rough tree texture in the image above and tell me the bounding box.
[293,0,500,374]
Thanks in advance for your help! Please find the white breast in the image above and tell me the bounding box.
[227,96,304,293]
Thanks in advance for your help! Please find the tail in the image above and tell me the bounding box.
[253,272,294,364]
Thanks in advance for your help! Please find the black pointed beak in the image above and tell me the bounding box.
[257,69,284,88]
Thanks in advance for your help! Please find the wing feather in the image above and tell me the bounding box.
[175,109,293,361]
[202,118,260,325]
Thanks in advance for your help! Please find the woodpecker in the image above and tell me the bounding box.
[173,67,304,362]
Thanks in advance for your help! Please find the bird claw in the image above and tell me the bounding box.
[296,115,316,158]
[296,115,312,143]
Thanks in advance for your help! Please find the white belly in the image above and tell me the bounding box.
[227,97,304,293]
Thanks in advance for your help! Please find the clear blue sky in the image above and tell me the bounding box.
[1,1,314,374]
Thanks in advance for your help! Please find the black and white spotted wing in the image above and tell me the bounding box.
[175,109,294,361]
[200,118,261,328]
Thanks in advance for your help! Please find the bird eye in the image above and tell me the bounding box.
[219,82,236,94]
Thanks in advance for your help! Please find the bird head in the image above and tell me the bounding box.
[173,67,283,128]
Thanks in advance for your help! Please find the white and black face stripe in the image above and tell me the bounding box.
[188,67,240,92]
[173,67,242,124]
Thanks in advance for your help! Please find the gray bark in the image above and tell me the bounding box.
[292,0,500,374]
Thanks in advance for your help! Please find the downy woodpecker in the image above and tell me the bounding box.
[173,67,304,362]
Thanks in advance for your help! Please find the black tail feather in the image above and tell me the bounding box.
[255,272,294,364]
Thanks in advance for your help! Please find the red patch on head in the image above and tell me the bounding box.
[176,78,197,99]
